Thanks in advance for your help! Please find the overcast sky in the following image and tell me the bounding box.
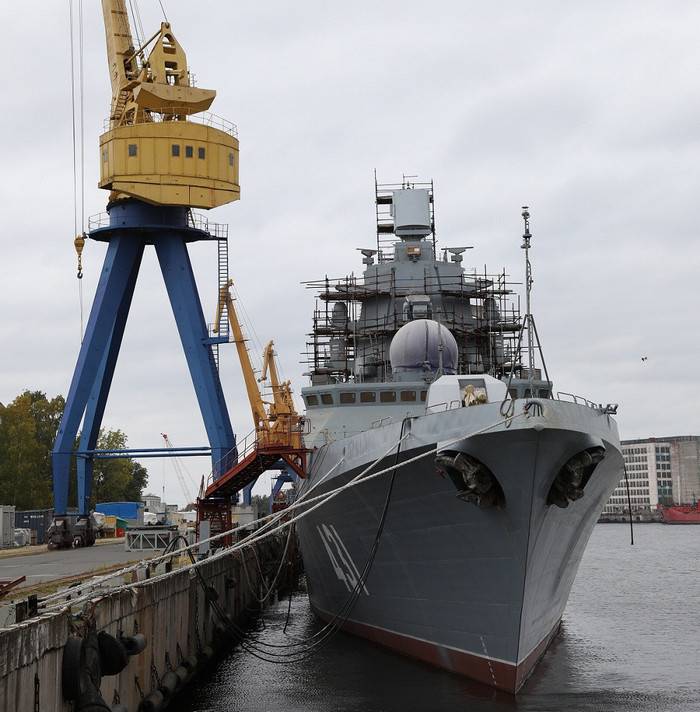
[1,1,699,506]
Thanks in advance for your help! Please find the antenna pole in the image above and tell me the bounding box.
[521,207,535,392]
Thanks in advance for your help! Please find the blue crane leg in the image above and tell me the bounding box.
[52,235,144,515]
[154,236,236,478]
[77,249,143,514]
[270,465,299,511]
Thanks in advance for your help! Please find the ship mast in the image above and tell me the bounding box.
[521,206,535,392]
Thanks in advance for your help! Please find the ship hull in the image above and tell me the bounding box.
[660,505,700,524]
[297,400,622,693]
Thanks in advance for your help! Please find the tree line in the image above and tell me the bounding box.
[0,390,148,511]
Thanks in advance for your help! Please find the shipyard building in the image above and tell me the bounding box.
[603,436,700,514]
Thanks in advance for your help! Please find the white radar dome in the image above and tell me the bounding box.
[389,319,458,375]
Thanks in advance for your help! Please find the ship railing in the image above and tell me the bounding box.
[555,391,598,408]
[425,400,463,414]
[555,392,618,414]
[103,108,238,137]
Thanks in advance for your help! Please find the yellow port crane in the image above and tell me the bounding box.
[99,0,240,208]
[259,341,303,450]
[213,281,304,450]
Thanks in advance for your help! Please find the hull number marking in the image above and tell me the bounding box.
[317,523,369,595]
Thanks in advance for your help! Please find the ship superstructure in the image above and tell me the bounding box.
[295,178,624,692]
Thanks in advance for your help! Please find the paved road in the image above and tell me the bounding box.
[0,542,144,587]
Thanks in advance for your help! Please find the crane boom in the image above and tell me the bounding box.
[100,0,138,119]
[216,281,269,435]
[259,340,296,420]
[214,284,304,451]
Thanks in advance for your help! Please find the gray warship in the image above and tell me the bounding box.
[295,178,623,693]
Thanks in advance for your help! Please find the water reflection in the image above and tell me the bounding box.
[173,525,699,712]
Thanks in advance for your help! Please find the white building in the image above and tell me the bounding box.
[603,436,699,514]
[142,493,165,514]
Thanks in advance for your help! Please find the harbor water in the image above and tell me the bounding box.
[172,524,699,712]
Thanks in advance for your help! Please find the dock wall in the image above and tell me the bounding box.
[0,535,296,712]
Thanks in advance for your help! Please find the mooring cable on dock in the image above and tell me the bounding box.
[39,411,527,615]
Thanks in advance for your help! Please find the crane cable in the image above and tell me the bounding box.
[69,0,86,342]
[127,0,144,50]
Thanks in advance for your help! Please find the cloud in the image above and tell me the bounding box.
[1,0,698,505]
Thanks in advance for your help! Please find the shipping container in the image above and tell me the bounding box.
[94,501,144,526]
[0,505,16,548]
[14,509,54,545]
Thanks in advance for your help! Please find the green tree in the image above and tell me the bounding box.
[0,391,58,508]
[91,429,149,506]
[0,390,148,510]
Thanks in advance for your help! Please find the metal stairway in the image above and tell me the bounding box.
[212,236,230,370]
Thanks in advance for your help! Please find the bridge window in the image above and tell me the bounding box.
[172,144,180,157]
[128,144,137,157]
[400,391,417,402]
[321,393,334,405]
[420,390,427,401]
[339,392,356,404]
[360,391,376,403]
[198,147,206,159]
[380,391,396,403]
[305,395,318,407]
[185,145,194,158]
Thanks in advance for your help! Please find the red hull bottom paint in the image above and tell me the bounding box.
[313,604,561,694]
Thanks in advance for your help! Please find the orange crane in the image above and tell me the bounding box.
[259,340,304,450]
[213,281,304,451]
[197,281,307,541]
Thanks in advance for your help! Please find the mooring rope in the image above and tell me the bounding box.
[40,410,527,613]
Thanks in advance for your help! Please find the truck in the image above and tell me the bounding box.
[46,513,97,549]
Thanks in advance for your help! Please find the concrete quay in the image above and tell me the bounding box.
[0,533,299,711]
[0,540,140,589]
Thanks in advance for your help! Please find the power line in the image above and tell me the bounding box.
[68,0,86,342]
[68,0,78,238]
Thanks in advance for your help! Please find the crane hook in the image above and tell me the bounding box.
[74,233,86,279]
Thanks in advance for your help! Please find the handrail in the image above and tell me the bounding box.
[203,419,308,493]
[555,392,618,414]
[87,210,228,239]
[103,108,238,137]
[556,391,597,408]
